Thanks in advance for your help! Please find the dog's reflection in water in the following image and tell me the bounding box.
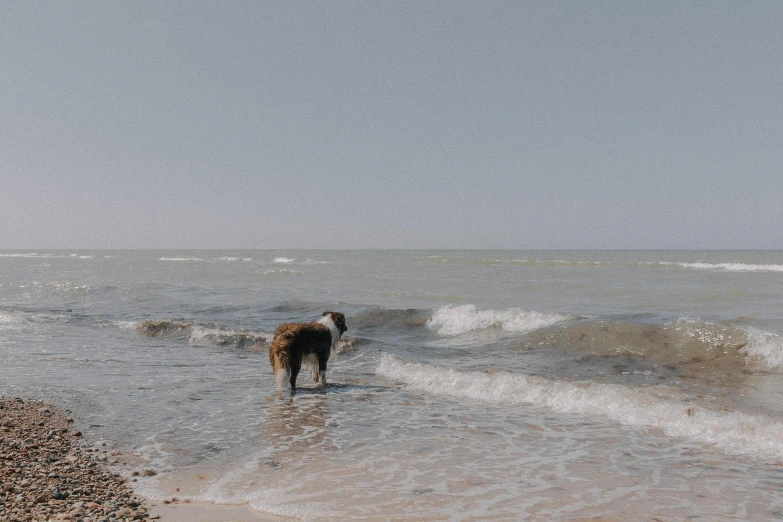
[262,393,336,469]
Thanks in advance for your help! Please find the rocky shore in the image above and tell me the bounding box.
[0,397,149,522]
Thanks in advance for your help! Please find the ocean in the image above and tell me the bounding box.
[2,250,783,520]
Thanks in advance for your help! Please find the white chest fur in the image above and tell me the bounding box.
[316,314,343,351]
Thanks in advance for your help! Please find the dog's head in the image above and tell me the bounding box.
[321,311,348,334]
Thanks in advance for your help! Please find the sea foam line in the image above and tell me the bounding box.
[376,355,783,461]
[159,257,203,262]
[273,257,330,265]
[427,304,571,337]
[661,262,783,273]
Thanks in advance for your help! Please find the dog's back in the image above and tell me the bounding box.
[269,322,332,388]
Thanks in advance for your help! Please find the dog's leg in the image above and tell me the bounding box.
[313,354,328,387]
[289,360,301,389]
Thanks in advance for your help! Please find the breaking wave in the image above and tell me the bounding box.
[743,327,783,370]
[126,318,357,354]
[376,355,783,461]
[519,317,783,376]
[128,319,273,350]
[427,304,572,337]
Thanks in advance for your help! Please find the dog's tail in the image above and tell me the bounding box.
[269,328,294,388]
[274,367,291,388]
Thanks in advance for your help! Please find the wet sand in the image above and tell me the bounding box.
[144,499,287,521]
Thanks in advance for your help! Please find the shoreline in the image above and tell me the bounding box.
[1,395,289,522]
[0,396,149,521]
[143,498,288,522]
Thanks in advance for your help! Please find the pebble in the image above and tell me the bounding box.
[0,397,149,522]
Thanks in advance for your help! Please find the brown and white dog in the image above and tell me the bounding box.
[269,311,348,389]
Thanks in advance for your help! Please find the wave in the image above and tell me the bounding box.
[427,304,572,337]
[259,269,303,276]
[472,259,503,265]
[420,255,452,263]
[501,258,783,272]
[158,256,254,263]
[128,318,359,354]
[273,257,330,265]
[519,317,783,377]
[130,319,273,350]
[512,259,618,268]
[376,355,783,461]
[215,257,253,262]
[189,325,274,350]
[0,253,94,259]
[352,308,430,329]
[660,262,783,273]
[0,310,70,330]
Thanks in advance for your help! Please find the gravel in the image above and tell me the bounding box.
[0,397,150,522]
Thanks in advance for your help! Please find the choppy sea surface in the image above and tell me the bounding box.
[2,250,783,520]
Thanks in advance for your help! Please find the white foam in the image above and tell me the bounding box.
[743,327,783,369]
[114,320,141,332]
[259,268,302,275]
[376,355,783,460]
[159,257,203,262]
[213,256,253,262]
[427,304,571,337]
[301,258,331,265]
[273,257,296,263]
[661,262,783,273]
[0,253,42,258]
[0,310,69,331]
[189,325,229,345]
[0,253,92,259]
[0,311,24,330]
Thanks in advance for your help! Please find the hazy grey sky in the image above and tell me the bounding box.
[2,1,781,249]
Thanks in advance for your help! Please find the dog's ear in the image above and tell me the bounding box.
[322,311,330,316]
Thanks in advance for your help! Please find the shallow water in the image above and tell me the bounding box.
[2,250,783,519]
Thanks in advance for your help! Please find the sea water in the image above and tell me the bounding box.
[2,250,783,520]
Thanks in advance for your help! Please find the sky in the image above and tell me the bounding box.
[2,1,782,249]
